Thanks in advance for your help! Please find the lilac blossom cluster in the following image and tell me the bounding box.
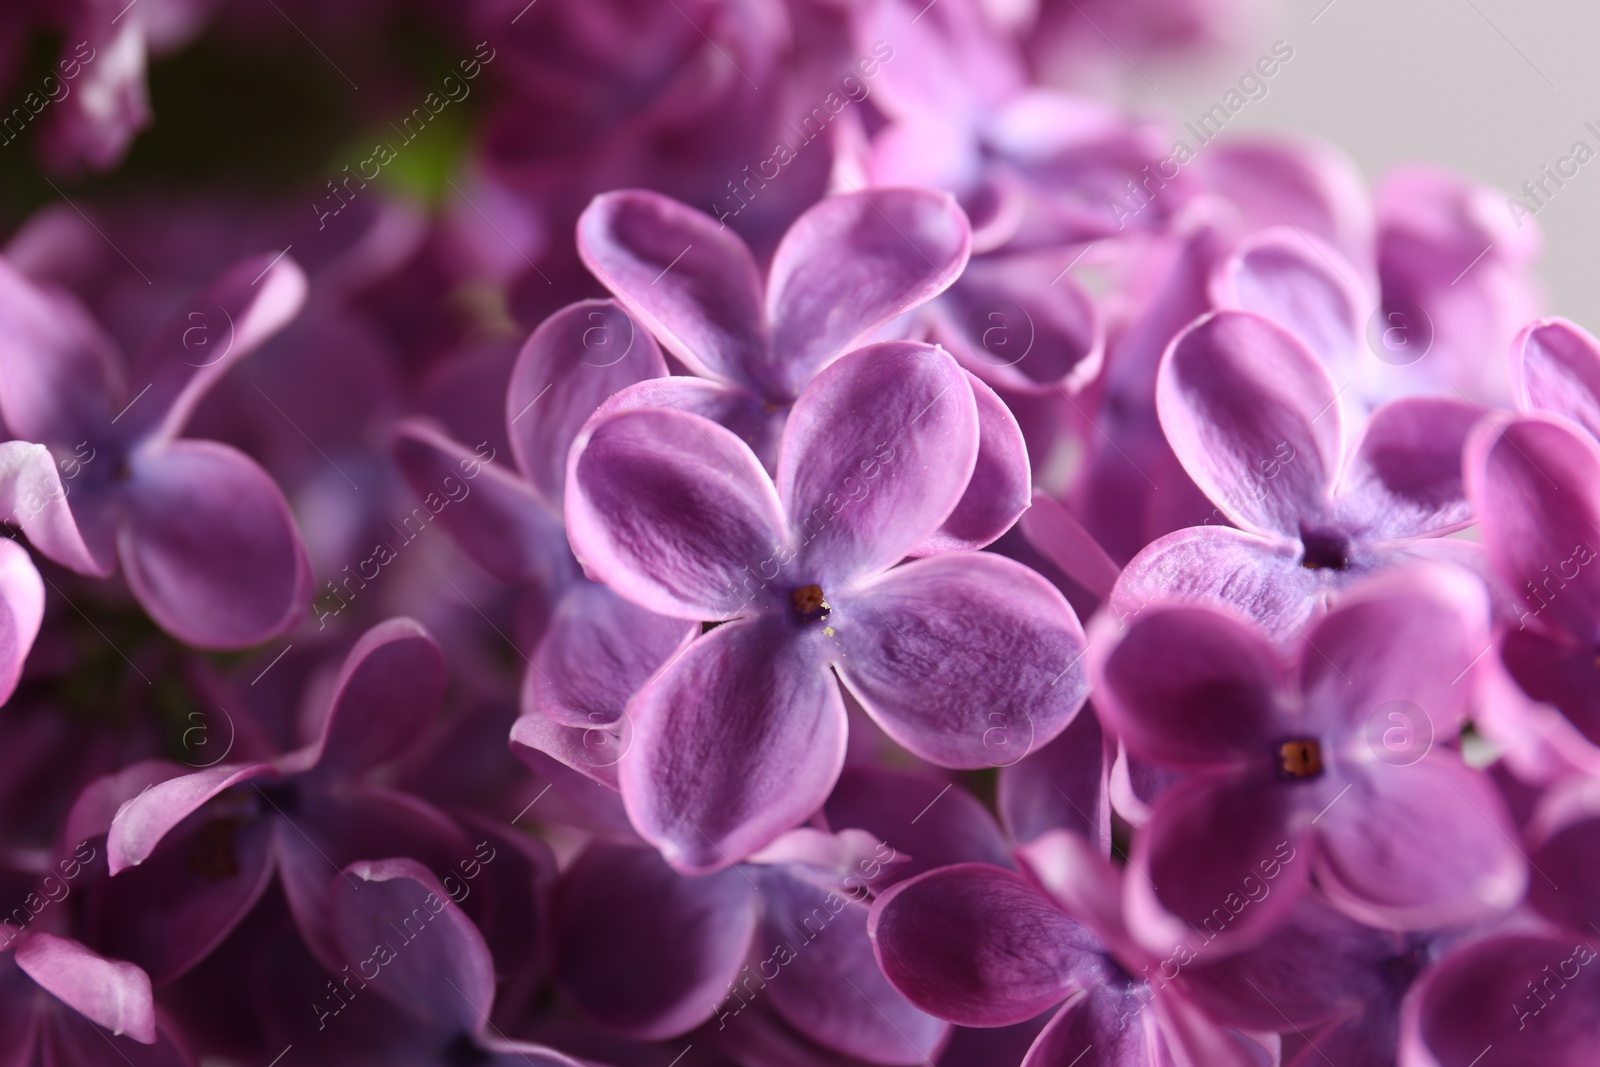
[0,1,1593,1066]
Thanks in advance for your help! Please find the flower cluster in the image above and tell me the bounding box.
[0,1,1591,1066]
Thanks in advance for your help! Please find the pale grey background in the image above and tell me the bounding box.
[1103,0,1600,327]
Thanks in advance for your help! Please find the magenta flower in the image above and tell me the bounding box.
[566,341,1090,870]
[869,831,1275,1066]
[1110,309,1483,641]
[1096,566,1525,952]
[576,186,1035,554]
[0,251,312,648]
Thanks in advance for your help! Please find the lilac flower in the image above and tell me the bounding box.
[550,827,945,1065]
[391,299,697,786]
[869,831,1275,1066]
[566,341,1090,871]
[0,251,312,648]
[1109,309,1483,641]
[1095,566,1525,951]
[102,620,478,973]
[576,186,1035,554]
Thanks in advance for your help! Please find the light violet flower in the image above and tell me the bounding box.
[1095,566,1525,952]
[566,341,1089,871]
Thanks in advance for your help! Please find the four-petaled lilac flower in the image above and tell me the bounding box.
[1095,566,1525,953]
[0,251,312,648]
[566,341,1090,871]
[1111,309,1483,642]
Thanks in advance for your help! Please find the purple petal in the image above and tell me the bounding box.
[777,342,978,581]
[1111,524,1323,644]
[567,407,787,621]
[1468,414,1600,643]
[913,372,1031,556]
[1014,831,1128,956]
[592,374,781,471]
[123,253,308,442]
[1530,777,1600,933]
[308,618,446,775]
[1402,934,1600,1067]
[529,581,695,729]
[107,762,276,874]
[508,707,626,790]
[576,190,765,387]
[765,190,970,398]
[1298,564,1489,741]
[0,538,42,703]
[551,842,758,1039]
[1000,707,1110,850]
[506,300,668,505]
[1157,310,1342,537]
[822,768,1014,883]
[1335,397,1480,538]
[1019,987,1155,1067]
[330,857,496,1033]
[0,257,118,444]
[834,552,1089,769]
[121,439,311,648]
[757,870,949,1064]
[1209,227,1369,383]
[1019,492,1122,603]
[1126,777,1312,957]
[0,957,38,1067]
[391,419,570,587]
[1096,602,1285,770]
[14,934,155,1043]
[1513,317,1600,440]
[869,863,1098,1027]
[1315,756,1526,930]
[621,617,845,872]
[0,441,112,576]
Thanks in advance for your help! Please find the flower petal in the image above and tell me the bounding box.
[123,252,308,442]
[1000,707,1110,850]
[506,300,667,505]
[1126,776,1312,957]
[1467,413,1600,643]
[1019,492,1122,603]
[0,538,43,704]
[0,440,111,576]
[778,342,978,581]
[330,857,496,1033]
[834,553,1089,769]
[823,768,1014,884]
[550,844,756,1039]
[390,419,570,587]
[309,618,446,775]
[1157,310,1342,537]
[576,190,765,386]
[1402,934,1600,1067]
[107,762,277,874]
[593,374,781,471]
[1209,227,1370,385]
[912,371,1031,556]
[528,581,695,729]
[757,869,949,1064]
[1096,601,1286,770]
[0,256,118,445]
[567,407,788,621]
[620,617,845,872]
[1334,397,1479,537]
[120,439,311,648]
[15,934,155,1044]
[765,189,970,398]
[1110,524,1325,645]
[869,863,1099,1027]
[1019,987,1156,1067]
[1513,317,1600,440]
[1315,756,1526,930]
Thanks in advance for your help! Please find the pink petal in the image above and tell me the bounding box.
[1513,317,1600,440]
[567,407,788,621]
[1334,397,1480,537]
[14,933,155,1044]
[834,553,1089,769]
[506,299,668,504]
[912,371,1031,556]
[309,618,446,775]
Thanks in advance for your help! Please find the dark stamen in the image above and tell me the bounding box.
[1278,739,1324,779]
[1300,529,1350,571]
[791,584,830,623]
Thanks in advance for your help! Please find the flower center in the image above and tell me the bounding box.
[1278,738,1324,779]
[791,584,830,623]
[1299,529,1350,571]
